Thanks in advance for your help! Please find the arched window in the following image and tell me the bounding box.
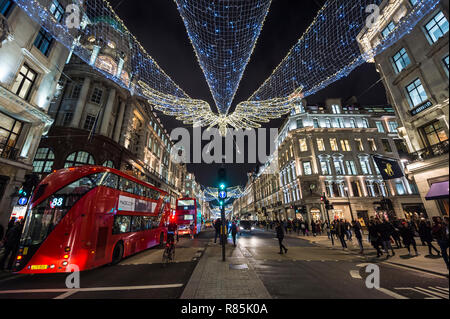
[64,151,95,168]
[102,160,114,168]
[33,148,55,173]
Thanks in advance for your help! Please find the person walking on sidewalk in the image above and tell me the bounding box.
[399,220,419,256]
[325,221,331,239]
[300,221,306,236]
[378,219,395,257]
[352,220,364,254]
[368,220,383,257]
[0,220,23,271]
[311,220,317,237]
[432,217,449,270]
[275,222,288,254]
[391,220,403,249]
[337,219,347,250]
[419,219,441,256]
[229,221,238,247]
[214,218,221,244]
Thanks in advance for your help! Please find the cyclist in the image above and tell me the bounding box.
[167,220,178,246]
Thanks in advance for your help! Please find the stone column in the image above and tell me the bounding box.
[113,101,126,143]
[100,88,116,137]
[71,77,91,128]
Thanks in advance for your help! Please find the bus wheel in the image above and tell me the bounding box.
[111,242,124,265]
[159,233,165,248]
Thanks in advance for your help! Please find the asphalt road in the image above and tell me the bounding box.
[0,228,448,299]
[236,228,449,299]
[0,232,211,299]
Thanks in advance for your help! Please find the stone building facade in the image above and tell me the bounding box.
[235,99,425,226]
[0,0,69,227]
[357,0,449,217]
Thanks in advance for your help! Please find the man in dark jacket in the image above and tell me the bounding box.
[432,217,449,269]
[378,219,395,257]
[0,221,22,270]
[229,221,238,247]
[275,222,288,254]
[419,220,440,256]
[352,220,364,254]
[214,218,221,244]
[337,220,347,250]
[399,221,418,256]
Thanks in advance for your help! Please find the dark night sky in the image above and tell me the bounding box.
[112,0,388,187]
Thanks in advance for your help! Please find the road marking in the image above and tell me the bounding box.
[434,286,449,292]
[356,263,371,268]
[395,287,440,299]
[349,270,362,279]
[415,287,448,299]
[381,261,448,279]
[377,288,409,299]
[0,283,184,298]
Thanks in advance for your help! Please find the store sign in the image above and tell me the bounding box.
[409,100,432,116]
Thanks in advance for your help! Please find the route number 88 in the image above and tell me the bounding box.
[51,197,64,208]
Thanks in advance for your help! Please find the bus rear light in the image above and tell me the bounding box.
[91,250,95,254]
[16,255,22,260]
[65,247,71,252]
[50,265,55,269]
[62,261,68,266]
[63,254,69,259]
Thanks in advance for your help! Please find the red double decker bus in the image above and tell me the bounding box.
[175,198,202,236]
[14,166,171,274]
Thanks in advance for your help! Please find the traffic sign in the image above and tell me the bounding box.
[218,190,227,200]
[18,197,28,206]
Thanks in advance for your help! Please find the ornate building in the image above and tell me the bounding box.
[0,0,69,226]
[237,99,425,226]
[357,0,449,217]
[31,10,186,208]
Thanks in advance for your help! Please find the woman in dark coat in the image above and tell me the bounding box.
[399,221,419,256]
[275,222,288,254]
[419,220,440,256]
[368,220,383,257]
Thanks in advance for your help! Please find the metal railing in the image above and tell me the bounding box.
[409,139,449,162]
[0,142,19,161]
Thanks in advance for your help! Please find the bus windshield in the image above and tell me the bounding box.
[20,173,104,246]
[177,199,195,210]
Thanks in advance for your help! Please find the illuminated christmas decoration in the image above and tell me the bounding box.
[249,0,440,102]
[12,0,189,99]
[12,0,441,134]
[174,0,272,114]
[196,185,250,203]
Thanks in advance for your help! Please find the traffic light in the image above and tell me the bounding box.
[19,174,40,197]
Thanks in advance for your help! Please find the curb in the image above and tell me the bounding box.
[180,242,210,299]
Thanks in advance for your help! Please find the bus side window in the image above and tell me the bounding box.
[113,215,131,234]
[101,173,118,189]
[131,216,143,232]
[119,178,133,194]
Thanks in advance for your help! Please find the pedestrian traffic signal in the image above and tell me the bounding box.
[20,174,40,197]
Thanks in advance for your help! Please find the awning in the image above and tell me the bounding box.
[425,181,449,200]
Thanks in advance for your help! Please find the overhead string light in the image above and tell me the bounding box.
[247,0,440,104]
[174,0,273,115]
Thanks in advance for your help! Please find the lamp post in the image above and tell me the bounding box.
[344,186,355,222]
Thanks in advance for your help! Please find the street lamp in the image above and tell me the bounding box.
[344,186,355,222]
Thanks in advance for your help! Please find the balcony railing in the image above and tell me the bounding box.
[0,143,19,161]
[409,139,449,162]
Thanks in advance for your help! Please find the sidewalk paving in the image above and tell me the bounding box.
[275,228,449,277]
[181,239,271,299]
